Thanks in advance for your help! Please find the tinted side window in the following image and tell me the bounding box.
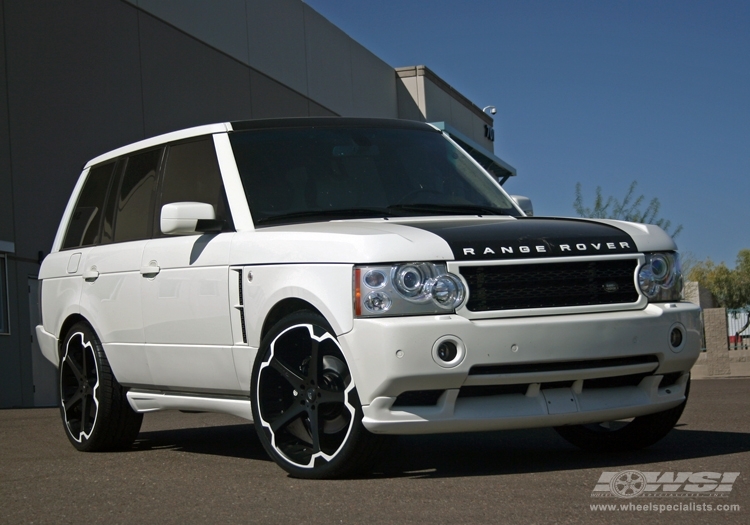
[113,149,162,243]
[157,138,234,235]
[99,162,122,245]
[62,162,116,249]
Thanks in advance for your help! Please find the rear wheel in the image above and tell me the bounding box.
[59,322,143,451]
[251,311,384,478]
[554,378,690,452]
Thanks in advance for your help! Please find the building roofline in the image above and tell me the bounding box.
[396,65,494,125]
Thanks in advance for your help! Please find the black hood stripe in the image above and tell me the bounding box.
[401,217,638,260]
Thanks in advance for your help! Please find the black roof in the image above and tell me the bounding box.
[230,117,438,132]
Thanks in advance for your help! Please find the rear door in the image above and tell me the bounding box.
[45,162,114,356]
[79,148,163,388]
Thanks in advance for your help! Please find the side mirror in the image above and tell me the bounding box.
[511,195,534,216]
[160,202,217,235]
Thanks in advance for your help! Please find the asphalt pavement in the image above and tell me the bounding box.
[1,378,749,524]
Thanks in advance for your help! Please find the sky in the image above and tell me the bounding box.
[305,0,749,268]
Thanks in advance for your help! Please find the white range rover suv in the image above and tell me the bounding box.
[37,118,701,478]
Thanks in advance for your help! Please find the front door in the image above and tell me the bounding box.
[140,233,236,393]
[139,136,239,394]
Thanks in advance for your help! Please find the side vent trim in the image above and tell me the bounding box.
[230,267,248,345]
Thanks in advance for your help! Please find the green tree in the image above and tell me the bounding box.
[574,180,683,238]
[688,249,750,340]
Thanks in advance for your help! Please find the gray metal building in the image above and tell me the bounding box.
[0,0,515,408]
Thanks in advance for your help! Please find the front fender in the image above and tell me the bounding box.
[242,264,354,348]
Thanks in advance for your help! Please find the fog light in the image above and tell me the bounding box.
[431,336,466,368]
[668,323,686,353]
[436,341,458,362]
[670,327,683,348]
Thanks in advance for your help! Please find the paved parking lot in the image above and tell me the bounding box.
[1,379,749,524]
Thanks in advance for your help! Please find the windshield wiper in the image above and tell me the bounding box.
[387,203,508,216]
[254,208,393,225]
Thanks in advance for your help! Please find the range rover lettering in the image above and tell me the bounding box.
[36,118,701,478]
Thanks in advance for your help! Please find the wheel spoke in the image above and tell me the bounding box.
[318,389,345,405]
[309,408,321,454]
[270,403,307,433]
[308,338,319,384]
[65,357,84,383]
[269,356,306,388]
[64,391,83,412]
[81,346,88,378]
[80,393,89,434]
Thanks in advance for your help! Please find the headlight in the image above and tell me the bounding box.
[638,252,682,301]
[354,263,466,317]
[392,263,435,300]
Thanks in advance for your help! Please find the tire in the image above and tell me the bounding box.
[554,377,690,452]
[59,322,143,451]
[251,311,385,479]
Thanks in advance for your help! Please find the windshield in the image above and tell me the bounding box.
[229,125,520,226]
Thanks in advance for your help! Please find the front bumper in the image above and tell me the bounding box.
[337,302,701,435]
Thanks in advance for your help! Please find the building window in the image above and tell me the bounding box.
[0,255,8,334]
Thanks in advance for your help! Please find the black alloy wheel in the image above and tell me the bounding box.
[59,323,143,451]
[60,329,100,444]
[252,311,384,478]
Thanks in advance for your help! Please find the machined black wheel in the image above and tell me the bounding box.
[252,312,384,478]
[554,377,690,452]
[59,323,143,451]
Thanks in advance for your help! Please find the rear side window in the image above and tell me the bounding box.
[113,149,162,243]
[62,162,116,249]
[99,162,121,246]
[157,138,233,235]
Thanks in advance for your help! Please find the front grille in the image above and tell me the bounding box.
[457,375,651,399]
[460,258,639,311]
[393,390,444,407]
[458,384,528,398]
[469,355,659,376]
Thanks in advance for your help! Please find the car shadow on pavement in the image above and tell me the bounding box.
[132,423,272,463]
[371,426,750,479]
[129,422,750,478]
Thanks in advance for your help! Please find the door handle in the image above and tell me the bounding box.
[140,265,161,277]
[82,268,99,282]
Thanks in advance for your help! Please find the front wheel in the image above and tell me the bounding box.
[251,311,384,479]
[554,377,690,452]
[59,322,143,451]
